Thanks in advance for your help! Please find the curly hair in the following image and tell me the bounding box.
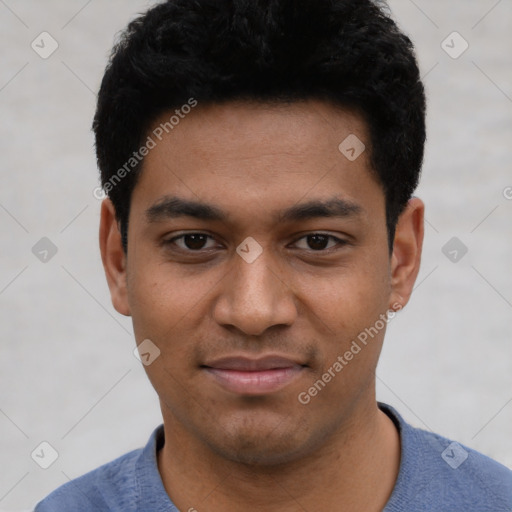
[93,0,426,252]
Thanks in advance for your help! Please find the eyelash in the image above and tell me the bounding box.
[164,232,348,254]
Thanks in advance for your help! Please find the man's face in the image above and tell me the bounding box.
[105,100,415,465]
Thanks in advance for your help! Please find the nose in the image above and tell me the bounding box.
[212,247,298,336]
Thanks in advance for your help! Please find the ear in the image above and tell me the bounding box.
[99,198,131,316]
[389,197,424,311]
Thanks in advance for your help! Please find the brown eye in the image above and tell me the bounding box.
[306,234,330,250]
[166,233,217,251]
[294,234,345,251]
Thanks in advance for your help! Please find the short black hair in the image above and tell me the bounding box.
[93,0,426,253]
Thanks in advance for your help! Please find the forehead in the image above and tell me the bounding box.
[146,99,369,163]
[131,99,384,226]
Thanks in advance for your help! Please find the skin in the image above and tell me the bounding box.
[100,100,424,511]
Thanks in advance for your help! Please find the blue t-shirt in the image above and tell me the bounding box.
[34,403,512,511]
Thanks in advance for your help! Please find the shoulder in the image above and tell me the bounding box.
[380,403,512,512]
[414,430,512,511]
[34,446,142,511]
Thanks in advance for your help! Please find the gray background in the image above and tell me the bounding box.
[1,0,511,510]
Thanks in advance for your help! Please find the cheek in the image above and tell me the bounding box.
[299,275,390,411]
[298,255,391,393]
[127,267,205,401]
[304,259,391,334]
[127,261,195,343]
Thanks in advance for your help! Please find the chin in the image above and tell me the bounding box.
[212,438,308,467]
[202,416,319,467]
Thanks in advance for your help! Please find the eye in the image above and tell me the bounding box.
[165,233,218,251]
[293,233,347,251]
[164,232,348,254]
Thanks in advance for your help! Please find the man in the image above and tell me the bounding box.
[35,0,512,510]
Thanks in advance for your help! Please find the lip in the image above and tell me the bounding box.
[202,355,306,395]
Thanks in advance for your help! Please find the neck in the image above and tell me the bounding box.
[157,398,400,512]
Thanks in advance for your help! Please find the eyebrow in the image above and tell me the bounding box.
[145,195,363,224]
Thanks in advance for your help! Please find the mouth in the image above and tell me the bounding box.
[201,355,307,395]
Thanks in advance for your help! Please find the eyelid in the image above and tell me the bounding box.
[290,233,349,251]
[165,232,220,251]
